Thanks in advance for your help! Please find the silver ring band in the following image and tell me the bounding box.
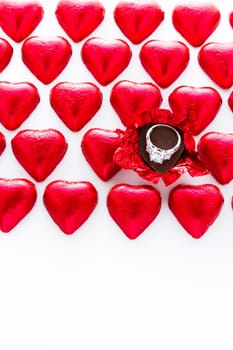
[146,124,181,164]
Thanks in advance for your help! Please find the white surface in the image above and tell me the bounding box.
[0,0,233,349]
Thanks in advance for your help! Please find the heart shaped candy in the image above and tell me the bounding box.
[114,0,164,44]
[0,0,44,42]
[138,123,185,174]
[81,37,132,85]
[0,38,13,72]
[198,132,233,184]
[169,184,224,239]
[50,82,102,131]
[229,11,233,29]
[110,80,162,127]
[43,181,98,235]
[169,86,222,135]
[0,82,40,130]
[0,132,6,155]
[198,42,233,89]
[22,36,72,84]
[172,2,220,47]
[55,0,105,42]
[0,178,37,232]
[140,40,189,88]
[107,184,161,239]
[81,128,123,181]
[11,129,68,182]
[228,90,233,112]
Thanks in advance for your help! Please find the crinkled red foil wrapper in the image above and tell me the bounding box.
[114,109,208,185]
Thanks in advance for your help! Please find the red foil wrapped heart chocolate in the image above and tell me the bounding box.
[44,181,98,235]
[22,36,72,84]
[198,132,233,184]
[0,82,40,130]
[169,184,224,239]
[11,129,68,182]
[81,37,132,86]
[0,178,37,233]
[55,0,105,42]
[50,82,102,131]
[0,0,44,42]
[107,184,161,239]
[198,42,233,89]
[0,38,13,72]
[169,86,222,136]
[172,2,220,47]
[230,11,233,29]
[114,0,164,44]
[0,131,6,154]
[81,128,123,181]
[110,80,162,127]
[228,90,233,112]
[140,40,190,88]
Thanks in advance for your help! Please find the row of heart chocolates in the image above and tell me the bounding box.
[2,81,233,132]
[0,179,225,240]
[1,34,233,90]
[0,122,229,186]
[0,1,231,46]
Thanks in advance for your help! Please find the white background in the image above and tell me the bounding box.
[0,0,233,349]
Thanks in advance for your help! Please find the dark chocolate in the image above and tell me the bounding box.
[138,123,184,174]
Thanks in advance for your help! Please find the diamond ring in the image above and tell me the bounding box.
[146,124,181,164]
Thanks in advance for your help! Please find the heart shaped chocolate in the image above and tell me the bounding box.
[50,82,102,131]
[107,183,161,239]
[140,40,189,88]
[81,37,132,86]
[169,85,222,136]
[198,42,233,89]
[0,178,37,233]
[114,1,164,44]
[0,38,13,72]
[0,81,40,130]
[138,123,184,174]
[169,184,224,239]
[0,0,44,42]
[198,132,233,184]
[110,80,162,127]
[55,0,105,42]
[230,11,233,28]
[11,129,68,182]
[22,36,72,84]
[43,180,98,235]
[81,128,123,181]
[172,2,220,47]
